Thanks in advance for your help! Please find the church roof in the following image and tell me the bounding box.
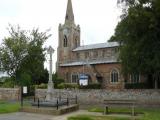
[60,58,119,67]
[73,42,119,52]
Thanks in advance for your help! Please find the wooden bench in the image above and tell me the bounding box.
[103,99,136,116]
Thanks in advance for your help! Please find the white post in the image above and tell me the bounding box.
[46,46,54,101]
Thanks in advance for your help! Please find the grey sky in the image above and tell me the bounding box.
[0,0,121,71]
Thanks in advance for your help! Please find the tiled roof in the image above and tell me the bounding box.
[73,42,119,51]
[60,58,119,67]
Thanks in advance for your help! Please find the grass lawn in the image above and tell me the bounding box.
[0,101,21,114]
[88,107,160,120]
[68,107,160,120]
[68,115,130,120]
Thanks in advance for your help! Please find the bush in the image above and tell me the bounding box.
[19,72,32,86]
[57,83,79,89]
[125,83,150,89]
[57,83,101,89]
[1,77,14,88]
[53,73,64,88]
[35,83,47,89]
[57,83,65,89]
[27,85,35,96]
[79,83,101,89]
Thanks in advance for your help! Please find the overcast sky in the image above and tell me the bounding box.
[0,0,121,72]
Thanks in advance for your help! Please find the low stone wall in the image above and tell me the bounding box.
[0,88,20,100]
[36,89,160,107]
[21,104,79,115]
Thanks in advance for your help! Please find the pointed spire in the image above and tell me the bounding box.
[65,0,74,24]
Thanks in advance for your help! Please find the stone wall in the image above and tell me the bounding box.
[0,88,20,100]
[36,89,160,106]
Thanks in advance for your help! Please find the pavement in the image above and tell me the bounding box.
[0,110,139,120]
[0,110,102,120]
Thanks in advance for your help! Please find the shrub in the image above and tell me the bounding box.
[125,83,150,89]
[19,72,32,86]
[27,85,35,96]
[57,83,65,89]
[57,83,101,89]
[52,73,64,88]
[79,83,101,89]
[57,83,79,89]
[35,83,47,89]
[1,77,14,88]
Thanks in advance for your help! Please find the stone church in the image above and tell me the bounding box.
[56,0,142,89]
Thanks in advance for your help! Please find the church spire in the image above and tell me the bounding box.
[65,0,74,24]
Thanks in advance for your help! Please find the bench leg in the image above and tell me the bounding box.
[104,106,108,114]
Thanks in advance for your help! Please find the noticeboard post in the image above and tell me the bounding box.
[79,74,88,86]
[21,86,27,107]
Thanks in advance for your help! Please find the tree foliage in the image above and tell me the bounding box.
[0,25,28,77]
[111,0,160,88]
[52,72,64,88]
[0,25,51,85]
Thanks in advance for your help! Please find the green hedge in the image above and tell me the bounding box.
[79,83,101,89]
[0,77,14,88]
[57,83,79,89]
[35,83,47,89]
[125,83,150,89]
[35,83,101,89]
[57,83,101,89]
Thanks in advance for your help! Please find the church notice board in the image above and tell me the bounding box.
[79,74,88,86]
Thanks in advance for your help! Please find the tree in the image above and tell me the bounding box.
[52,73,64,88]
[0,25,28,84]
[111,0,160,88]
[0,25,51,85]
[20,28,51,85]
[35,69,49,84]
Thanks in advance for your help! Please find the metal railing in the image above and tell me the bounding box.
[21,95,78,110]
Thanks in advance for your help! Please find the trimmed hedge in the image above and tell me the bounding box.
[125,83,151,89]
[57,83,79,89]
[79,83,101,89]
[57,83,101,89]
[35,83,47,89]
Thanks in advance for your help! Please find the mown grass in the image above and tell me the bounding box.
[0,101,21,114]
[68,107,160,120]
[68,115,130,120]
[141,108,160,120]
[88,107,160,120]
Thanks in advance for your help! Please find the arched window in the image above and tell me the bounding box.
[63,35,68,47]
[111,69,119,83]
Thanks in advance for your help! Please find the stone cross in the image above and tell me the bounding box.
[46,46,54,101]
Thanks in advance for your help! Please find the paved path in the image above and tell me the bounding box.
[0,110,137,120]
[52,110,102,120]
[0,110,101,120]
[0,112,52,120]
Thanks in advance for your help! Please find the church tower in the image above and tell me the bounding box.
[57,0,80,69]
